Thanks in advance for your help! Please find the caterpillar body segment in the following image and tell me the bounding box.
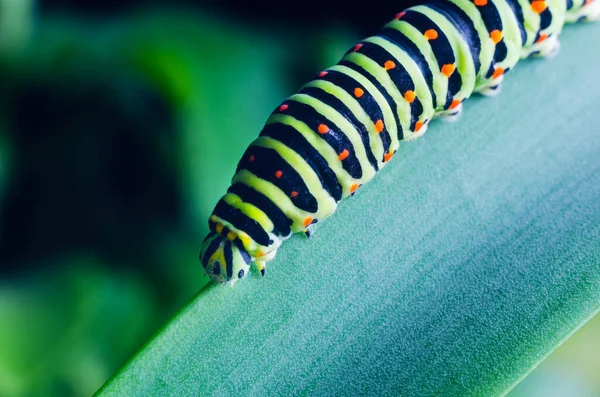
[199,0,598,286]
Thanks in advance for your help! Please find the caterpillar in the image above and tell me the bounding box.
[199,0,599,286]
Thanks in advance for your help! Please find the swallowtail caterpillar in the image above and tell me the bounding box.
[199,0,599,286]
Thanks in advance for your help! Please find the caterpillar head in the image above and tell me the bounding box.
[199,232,252,286]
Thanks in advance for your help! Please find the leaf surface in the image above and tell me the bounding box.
[97,22,600,397]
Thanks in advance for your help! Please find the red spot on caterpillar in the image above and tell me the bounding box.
[291,191,298,198]
[275,170,283,179]
[303,217,313,227]
[424,29,438,40]
[531,0,547,13]
[354,87,364,98]
[441,64,456,77]
[350,184,360,194]
[279,104,289,111]
[249,155,255,162]
[490,30,503,44]
[395,11,406,19]
[384,60,396,70]
[354,43,363,51]
[318,124,329,134]
[415,121,425,132]
[375,120,384,133]
[450,99,462,110]
[339,149,350,161]
[404,90,416,103]
[492,67,505,79]
[474,0,487,6]
[318,71,328,77]
[383,152,394,162]
[536,34,548,43]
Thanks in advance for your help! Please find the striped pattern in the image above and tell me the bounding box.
[200,0,598,286]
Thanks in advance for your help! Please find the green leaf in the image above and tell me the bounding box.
[96,22,600,396]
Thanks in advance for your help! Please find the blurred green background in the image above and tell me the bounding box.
[0,0,597,396]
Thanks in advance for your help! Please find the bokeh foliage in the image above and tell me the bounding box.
[0,3,358,396]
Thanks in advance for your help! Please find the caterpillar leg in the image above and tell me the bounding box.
[479,85,502,97]
[405,121,431,141]
[304,222,319,238]
[438,103,463,123]
[529,35,561,59]
[541,36,561,59]
[566,0,600,22]
[255,248,279,276]
[521,35,561,59]
[477,77,504,97]
[254,249,277,277]
[588,0,600,21]
[256,261,266,276]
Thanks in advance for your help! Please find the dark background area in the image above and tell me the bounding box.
[38,0,418,29]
